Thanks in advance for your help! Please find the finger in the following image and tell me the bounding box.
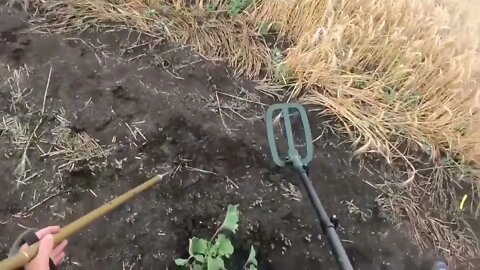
[51,240,68,257]
[19,243,28,252]
[37,234,54,259]
[51,252,65,266]
[35,226,61,239]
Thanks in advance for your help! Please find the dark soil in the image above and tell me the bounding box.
[0,6,451,270]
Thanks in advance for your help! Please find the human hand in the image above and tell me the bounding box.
[22,226,68,270]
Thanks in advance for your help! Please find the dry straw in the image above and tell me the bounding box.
[253,0,479,164]
[33,0,270,77]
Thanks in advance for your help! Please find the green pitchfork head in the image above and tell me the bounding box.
[265,103,313,170]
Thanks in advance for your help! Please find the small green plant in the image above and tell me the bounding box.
[145,9,156,18]
[228,0,252,17]
[383,84,396,104]
[271,47,283,65]
[352,80,367,90]
[271,47,292,84]
[175,205,257,270]
[205,2,219,15]
[403,94,421,108]
[244,247,258,270]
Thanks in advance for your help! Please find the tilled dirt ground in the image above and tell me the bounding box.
[0,6,453,270]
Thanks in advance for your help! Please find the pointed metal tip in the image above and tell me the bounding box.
[158,172,170,179]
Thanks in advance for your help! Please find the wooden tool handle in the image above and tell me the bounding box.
[0,173,165,270]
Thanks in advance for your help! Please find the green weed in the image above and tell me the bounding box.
[228,0,252,17]
[145,9,156,18]
[271,47,292,84]
[205,2,218,15]
[352,80,367,90]
[175,205,258,270]
[244,247,258,270]
[271,47,283,64]
[383,84,396,104]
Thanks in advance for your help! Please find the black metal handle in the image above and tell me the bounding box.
[298,171,354,270]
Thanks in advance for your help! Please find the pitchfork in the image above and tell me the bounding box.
[265,103,354,270]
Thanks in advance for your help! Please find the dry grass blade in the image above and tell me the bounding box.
[0,116,29,147]
[4,64,32,113]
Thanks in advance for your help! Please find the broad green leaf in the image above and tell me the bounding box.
[189,237,208,256]
[219,205,239,233]
[193,254,205,263]
[216,234,234,257]
[248,266,257,270]
[246,246,258,267]
[174,258,189,266]
[193,263,203,270]
[207,256,225,270]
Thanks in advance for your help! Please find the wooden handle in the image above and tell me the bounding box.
[0,173,165,270]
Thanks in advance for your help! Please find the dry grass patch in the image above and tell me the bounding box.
[31,0,270,77]
[0,64,110,183]
[42,113,110,173]
[253,0,479,165]
[1,65,38,184]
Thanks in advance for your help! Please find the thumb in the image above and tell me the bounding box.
[36,234,54,260]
